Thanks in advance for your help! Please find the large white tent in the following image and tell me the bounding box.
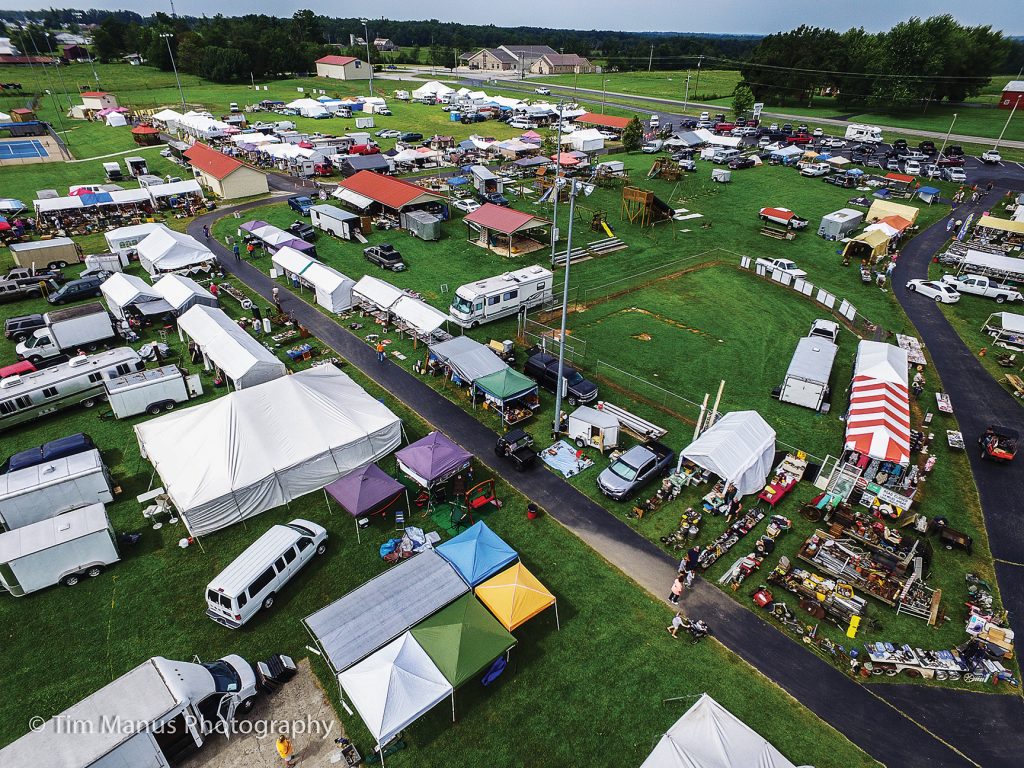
[177,305,286,390]
[353,275,405,311]
[412,80,455,100]
[271,247,355,313]
[135,366,402,536]
[640,694,802,768]
[100,272,166,320]
[286,98,330,118]
[136,226,215,277]
[681,411,776,497]
[152,273,217,316]
[339,632,454,749]
[428,336,507,383]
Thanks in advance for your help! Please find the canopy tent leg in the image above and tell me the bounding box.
[554,599,560,631]
[451,690,456,722]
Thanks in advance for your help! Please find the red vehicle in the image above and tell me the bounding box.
[313,162,333,176]
[714,122,735,134]
[980,426,1018,463]
[349,143,380,155]
[0,360,35,379]
[936,155,966,167]
[787,134,813,145]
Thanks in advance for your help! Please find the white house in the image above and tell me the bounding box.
[315,55,371,81]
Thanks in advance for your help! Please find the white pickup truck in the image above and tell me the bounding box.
[941,274,1023,303]
[756,257,807,279]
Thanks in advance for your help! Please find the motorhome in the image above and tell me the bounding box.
[0,348,144,432]
[449,265,553,328]
[844,123,883,144]
[0,447,113,530]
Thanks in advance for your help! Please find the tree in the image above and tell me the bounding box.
[731,84,754,117]
[621,116,643,152]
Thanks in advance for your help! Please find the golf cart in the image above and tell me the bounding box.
[979,426,1018,463]
[495,428,537,471]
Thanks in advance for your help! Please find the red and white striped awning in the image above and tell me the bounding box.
[844,341,911,465]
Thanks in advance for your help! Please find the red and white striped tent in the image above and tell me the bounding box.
[844,341,911,466]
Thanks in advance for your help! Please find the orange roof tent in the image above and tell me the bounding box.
[474,562,559,631]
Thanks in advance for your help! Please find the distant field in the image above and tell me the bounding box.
[539,69,741,102]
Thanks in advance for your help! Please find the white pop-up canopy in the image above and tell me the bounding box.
[135,366,402,536]
[429,336,507,383]
[412,80,455,100]
[640,694,803,768]
[353,275,405,310]
[100,272,165,319]
[177,305,286,389]
[153,273,217,316]
[271,247,355,314]
[391,295,448,337]
[339,632,454,749]
[136,227,214,276]
[681,411,776,497]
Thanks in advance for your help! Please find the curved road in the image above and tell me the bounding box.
[192,166,1024,766]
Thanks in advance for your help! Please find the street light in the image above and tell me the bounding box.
[549,100,566,264]
[359,18,374,96]
[938,112,958,160]
[682,70,692,114]
[551,177,579,439]
[160,33,186,112]
[601,78,609,114]
[993,99,1018,153]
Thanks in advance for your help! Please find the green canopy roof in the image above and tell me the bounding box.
[410,594,516,687]
[474,368,537,402]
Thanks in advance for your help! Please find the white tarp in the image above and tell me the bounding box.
[177,305,285,389]
[694,128,742,148]
[339,632,453,747]
[231,132,280,146]
[963,249,1024,278]
[353,275,404,310]
[146,179,204,200]
[640,694,803,768]
[135,366,402,537]
[287,98,330,118]
[136,227,214,276]
[271,247,354,313]
[105,112,127,127]
[152,108,182,123]
[100,272,163,319]
[989,311,1024,334]
[334,186,375,210]
[681,411,776,497]
[153,273,217,315]
[412,80,454,100]
[391,295,448,336]
[429,336,507,383]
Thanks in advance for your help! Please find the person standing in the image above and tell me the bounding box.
[668,574,685,605]
[246,242,255,258]
[376,341,386,362]
[232,242,240,260]
[202,224,210,239]
[276,735,296,766]
[272,286,281,313]
[667,612,684,638]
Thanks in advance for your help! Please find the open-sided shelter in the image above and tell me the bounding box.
[396,432,473,489]
[100,272,168,320]
[272,247,354,313]
[135,366,402,537]
[177,305,286,390]
[390,295,450,339]
[464,203,550,257]
[472,368,539,423]
[841,228,889,263]
[353,275,405,311]
[681,411,776,497]
[475,562,559,631]
[333,170,443,217]
[152,273,217,316]
[436,521,518,586]
[866,199,918,225]
[136,226,215,277]
[325,463,408,542]
[428,336,507,384]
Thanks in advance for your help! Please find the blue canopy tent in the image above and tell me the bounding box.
[436,521,518,586]
[917,186,941,205]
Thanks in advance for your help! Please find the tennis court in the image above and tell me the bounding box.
[0,139,47,159]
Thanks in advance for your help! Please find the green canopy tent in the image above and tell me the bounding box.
[472,368,539,426]
[411,593,517,693]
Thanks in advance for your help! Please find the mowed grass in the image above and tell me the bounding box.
[538,69,743,102]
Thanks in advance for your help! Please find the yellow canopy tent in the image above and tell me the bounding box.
[976,215,1024,235]
[475,562,559,631]
[866,199,919,225]
[842,229,890,262]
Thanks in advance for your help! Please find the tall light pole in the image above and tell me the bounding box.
[938,112,958,159]
[682,70,691,114]
[551,178,579,438]
[41,32,73,109]
[993,99,1018,152]
[692,55,704,105]
[359,19,374,96]
[160,33,186,112]
[601,78,609,114]
[549,101,566,263]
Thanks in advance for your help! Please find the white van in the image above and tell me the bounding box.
[712,148,740,164]
[206,519,327,628]
[649,114,660,129]
[508,117,537,129]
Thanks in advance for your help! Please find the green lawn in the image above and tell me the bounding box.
[538,70,743,103]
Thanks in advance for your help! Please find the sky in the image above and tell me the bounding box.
[1,0,1021,36]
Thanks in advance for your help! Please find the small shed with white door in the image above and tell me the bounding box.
[566,406,620,452]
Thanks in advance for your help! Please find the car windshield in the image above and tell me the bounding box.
[202,660,241,693]
[452,295,473,313]
[609,458,639,482]
[565,369,584,386]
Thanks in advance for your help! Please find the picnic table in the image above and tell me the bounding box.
[1003,373,1024,399]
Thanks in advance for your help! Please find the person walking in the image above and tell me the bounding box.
[668,574,685,604]
[276,735,296,766]
[232,242,240,261]
[376,341,386,362]
[272,286,281,313]
[667,612,684,638]
[202,224,210,239]
[246,242,255,259]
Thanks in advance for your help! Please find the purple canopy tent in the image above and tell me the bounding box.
[395,432,473,489]
[325,463,409,543]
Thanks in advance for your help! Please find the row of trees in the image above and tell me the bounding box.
[740,16,1013,109]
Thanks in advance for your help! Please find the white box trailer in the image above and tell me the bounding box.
[778,336,839,411]
[0,503,119,595]
[0,654,259,768]
[818,208,864,240]
[566,405,620,451]
[449,265,553,328]
[9,238,84,270]
[310,204,361,240]
[0,448,114,530]
[105,364,201,418]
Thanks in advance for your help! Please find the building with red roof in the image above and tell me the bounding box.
[575,112,632,131]
[333,171,442,214]
[464,203,550,257]
[315,55,370,81]
[184,143,268,200]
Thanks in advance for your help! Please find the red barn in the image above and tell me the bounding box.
[1000,80,1024,110]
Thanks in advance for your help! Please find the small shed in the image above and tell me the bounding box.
[566,406,620,451]
[400,209,442,241]
[818,208,864,240]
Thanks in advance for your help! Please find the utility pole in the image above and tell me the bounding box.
[602,77,609,114]
[550,101,565,264]
[648,44,654,73]
[692,55,705,105]
[938,113,958,159]
[552,178,579,440]
[161,33,186,112]
[360,18,374,96]
[682,70,691,114]
[994,98,1018,152]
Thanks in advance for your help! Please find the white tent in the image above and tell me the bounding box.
[177,305,286,390]
[640,694,802,768]
[391,295,448,336]
[100,272,165,319]
[151,108,182,125]
[105,112,127,127]
[428,336,507,383]
[146,179,204,201]
[339,632,453,749]
[136,227,215,276]
[152,273,217,316]
[412,80,454,100]
[134,366,402,537]
[104,223,164,255]
[681,411,776,497]
[286,98,330,118]
[353,275,405,310]
[231,132,279,146]
[694,128,742,148]
[271,247,355,313]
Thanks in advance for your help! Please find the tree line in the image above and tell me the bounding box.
[740,16,1019,109]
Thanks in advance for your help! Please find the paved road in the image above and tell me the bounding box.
[189,183,1024,767]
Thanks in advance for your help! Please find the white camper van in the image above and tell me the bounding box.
[449,265,553,328]
[844,123,883,144]
[206,519,328,628]
[777,335,839,411]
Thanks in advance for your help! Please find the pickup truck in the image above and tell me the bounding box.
[941,274,1023,303]
[287,195,313,215]
[756,257,807,279]
[523,351,598,405]
[363,244,406,271]
[0,276,60,304]
[6,268,65,285]
[799,162,830,177]
[596,441,675,501]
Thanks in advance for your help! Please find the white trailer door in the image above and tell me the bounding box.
[92,732,169,768]
[780,377,824,410]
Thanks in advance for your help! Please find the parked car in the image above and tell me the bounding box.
[0,277,60,304]
[522,351,598,405]
[946,145,964,157]
[886,157,901,171]
[937,155,966,168]
[823,173,857,188]
[375,128,400,138]
[905,279,960,304]
[287,221,315,241]
[918,140,937,154]
[904,159,922,175]
[757,136,772,148]
[451,199,482,214]
[596,441,675,501]
[759,208,809,230]
[399,132,423,142]
[812,128,824,137]
[822,138,846,149]
[799,163,830,177]
[729,157,756,170]
[46,275,104,305]
[925,164,942,178]
[768,122,779,131]
[755,257,807,278]
[892,139,908,151]
[943,167,967,183]
[3,313,44,342]
[478,191,510,207]
[534,87,551,95]
[641,139,664,154]
[981,149,1002,164]
[363,244,406,271]
[287,195,313,215]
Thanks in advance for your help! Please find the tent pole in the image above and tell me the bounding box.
[554,600,560,630]
[355,516,360,544]
[451,690,456,722]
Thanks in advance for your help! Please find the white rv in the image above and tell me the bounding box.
[0,448,114,530]
[0,503,120,594]
[0,348,144,432]
[844,123,883,144]
[449,265,553,328]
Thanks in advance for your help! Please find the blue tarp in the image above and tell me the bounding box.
[436,521,518,587]
[447,176,469,186]
[918,186,940,195]
[78,192,114,206]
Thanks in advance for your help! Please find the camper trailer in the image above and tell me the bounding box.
[776,335,839,411]
[0,348,144,432]
[449,265,553,328]
[9,238,84,270]
[310,204,362,240]
[104,364,201,418]
[0,503,120,595]
[818,208,865,240]
[0,448,114,530]
[565,406,620,451]
[124,156,149,177]
[844,124,883,144]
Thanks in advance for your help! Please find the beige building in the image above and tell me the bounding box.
[81,92,119,110]
[315,55,371,80]
[184,143,269,200]
[530,53,593,75]
[463,45,557,72]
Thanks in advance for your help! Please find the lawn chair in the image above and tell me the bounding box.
[395,509,406,531]
[466,479,498,513]
[449,499,472,534]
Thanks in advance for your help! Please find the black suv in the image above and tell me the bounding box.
[4,313,44,342]
[47,274,104,305]
[287,220,316,241]
[523,351,598,405]
[363,244,406,271]
[399,132,424,142]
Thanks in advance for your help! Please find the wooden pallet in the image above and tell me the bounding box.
[760,225,796,241]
